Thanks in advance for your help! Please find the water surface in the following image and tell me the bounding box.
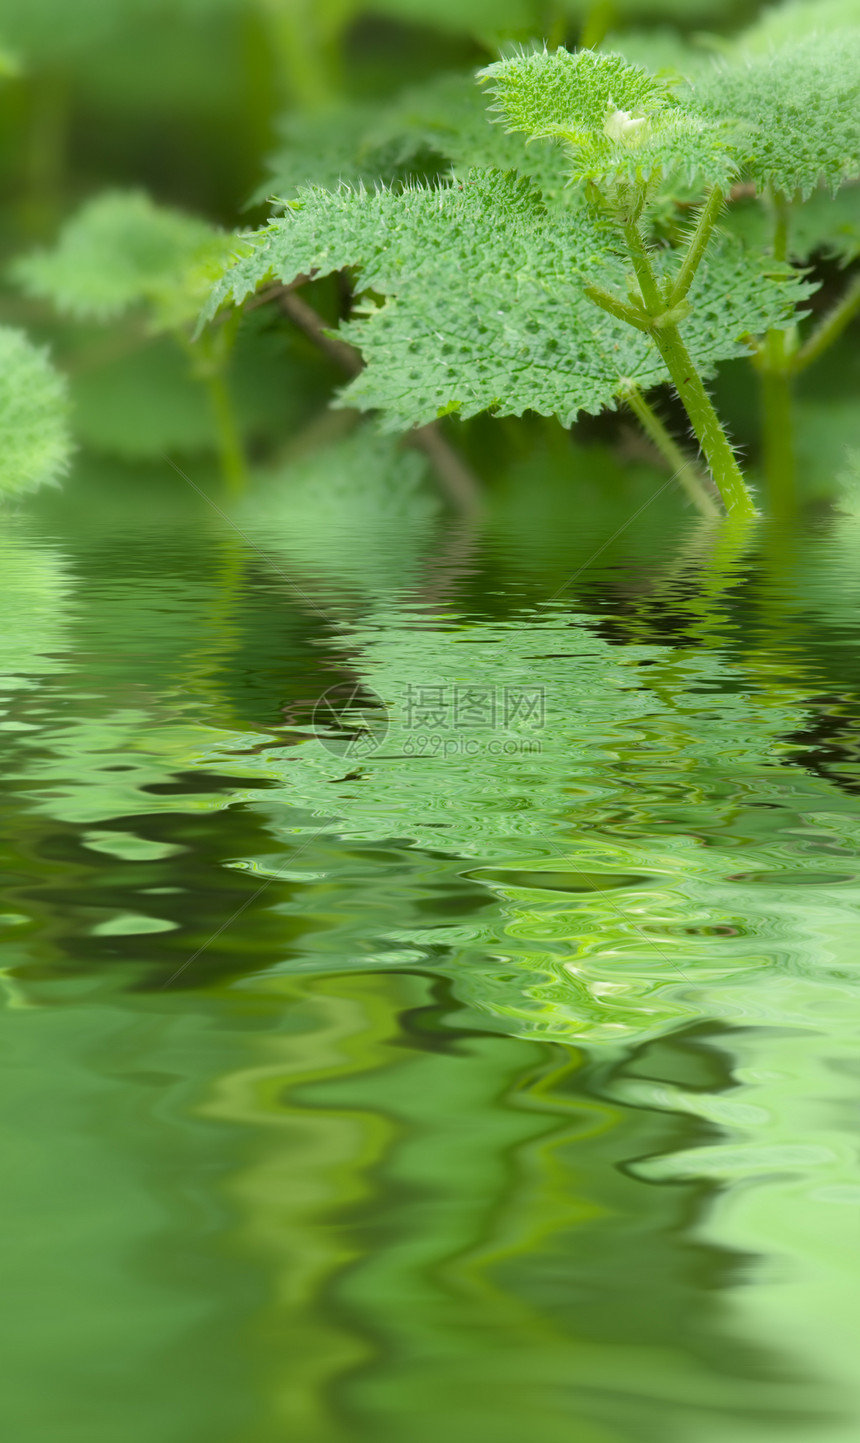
[2,467,860,1442]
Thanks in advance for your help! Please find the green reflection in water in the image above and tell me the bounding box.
[1,481,860,1442]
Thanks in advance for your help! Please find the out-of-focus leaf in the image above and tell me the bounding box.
[0,327,72,496]
[12,191,235,332]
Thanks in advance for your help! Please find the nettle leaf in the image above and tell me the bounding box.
[206,170,811,431]
[479,47,736,190]
[257,100,443,205]
[607,28,713,79]
[262,73,573,212]
[690,32,860,199]
[0,327,72,496]
[481,47,670,140]
[740,0,860,50]
[365,71,568,198]
[12,191,235,331]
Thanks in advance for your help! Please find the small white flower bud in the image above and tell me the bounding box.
[604,101,650,147]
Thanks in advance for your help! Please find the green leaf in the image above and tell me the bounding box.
[481,46,670,138]
[371,70,573,200]
[740,0,860,50]
[0,327,72,496]
[257,101,432,204]
[690,31,860,199]
[479,46,735,190]
[605,28,714,78]
[261,72,574,212]
[12,191,235,331]
[206,169,812,431]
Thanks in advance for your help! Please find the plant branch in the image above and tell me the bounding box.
[650,323,756,518]
[279,288,363,375]
[408,424,482,514]
[792,273,860,374]
[666,186,724,308]
[760,366,795,519]
[277,286,481,512]
[585,283,651,332]
[182,325,248,494]
[257,0,339,110]
[611,225,757,518]
[623,386,721,517]
[622,216,665,316]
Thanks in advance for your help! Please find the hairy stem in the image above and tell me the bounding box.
[620,219,757,518]
[651,324,755,517]
[624,387,720,517]
[793,272,860,374]
[205,369,249,496]
[622,217,665,315]
[666,186,724,308]
[584,283,650,331]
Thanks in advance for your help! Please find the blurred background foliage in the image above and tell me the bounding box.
[1,0,859,512]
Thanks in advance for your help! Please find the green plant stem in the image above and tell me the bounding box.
[580,0,615,49]
[793,273,860,374]
[651,324,755,517]
[624,387,720,517]
[205,369,249,496]
[257,0,339,110]
[622,217,665,315]
[760,365,795,520]
[619,219,757,519]
[759,190,797,515]
[181,325,249,494]
[666,186,724,308]
[275,285,481,511]
[584,283,650,332]
[24,70,68,237]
